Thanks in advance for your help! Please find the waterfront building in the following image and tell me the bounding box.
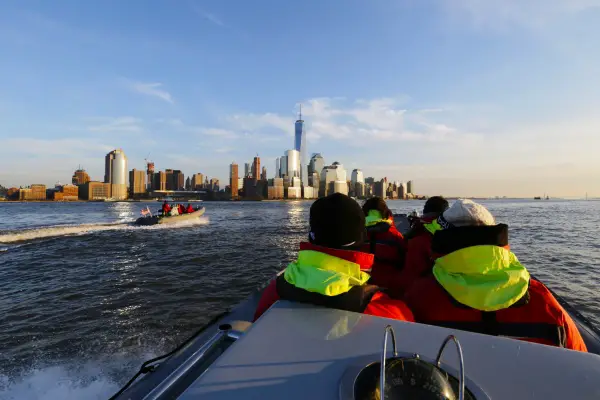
[72,168,90,186]
[153,171,167,191]
[80,181,111,200]
[309,154,324,177]
[309,172,320,190]
[146,161,155,191]
[320,162,347,197]
[230,162,239,199]
[210,178,220,191]
[261,166,267,181]
[374,179,387,199]
[19,184,47,201]
[268,177,284,199]
[252,156,261,182]
[295,106,307,184]
[407,180,413,194]
[185,176,191,191]
[275,158,281,178]
[365,177,375,185]
[351,169,365,185]
[399,182,407,199]
[104,149,128,200]
[285,149,300,178]
[129,169,146,197]
[191,173,204,189]
[279,154,288,178]
[244,163,251,178]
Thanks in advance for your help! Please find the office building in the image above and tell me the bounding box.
[19,184,46,201]
[320,162,347,196]
[153,171,167,191]
[261,166,267,181]
[185,176,191,191]
[309,153,324,177]
[295,106,307,184]
[174,170,184,190]
[210,178,220,191]
[230,162,239,199]
[351,169,364,185]
[252,156,260,182]
[365,177,375,185]
[374,179,387,199]
[191,173,205,189]
[80,181,111,200]
[285,149,300,178]
[399,182,407,199]
[146,161,155,190]
[104,149,128,200]
[275,158,281,178]
[310,172,320,190]
[72,168,90,186]
[244,163,251,178]
[129,169,146,197]
[279,154,288,178]
[407,180,413,194]
[268,178,284,200]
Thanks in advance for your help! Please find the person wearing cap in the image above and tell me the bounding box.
[403,199,587,352]
[254,193,414,322]
[394,196,449,294]
[360,197,406,291]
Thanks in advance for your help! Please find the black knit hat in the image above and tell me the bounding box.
[309,193,366,249]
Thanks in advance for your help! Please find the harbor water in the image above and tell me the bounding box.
[0,200,599,399]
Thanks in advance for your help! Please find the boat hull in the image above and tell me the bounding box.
[135,208,205,226]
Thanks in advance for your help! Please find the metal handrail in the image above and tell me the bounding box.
[142,324,232,400]
[435,335,465,400]
[380,325,398,400]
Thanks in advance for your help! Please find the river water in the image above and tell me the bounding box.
[0,200,599,399]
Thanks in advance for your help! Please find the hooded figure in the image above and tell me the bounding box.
[403,199,587,352]
[254,193,414,322]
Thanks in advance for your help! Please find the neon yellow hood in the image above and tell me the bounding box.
[284,250,370,296]
[433,246,530,311]
[365,210,392,227]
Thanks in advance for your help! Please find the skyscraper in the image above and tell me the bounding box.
[230,162,239,199]
[104,149,128,200]
[129,169,146,197]
[295,105,307,184]
[320,162,347,196]
[244,163,251,178]
[275,158,281,178]
[285,149,300,178]
[407,180,413,194]
[152,171,167,191]
[261,166,267,180]
[252,156,260,182]
[309,154,324,177]
[173,170,185,190]
[191,173,204,190]
[146,161,154,190]
[72,168,90,186]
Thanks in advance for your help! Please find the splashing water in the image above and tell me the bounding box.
[0,217,210,244]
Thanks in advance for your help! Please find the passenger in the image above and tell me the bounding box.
[395,196,449,293]
[360,197,406,291]
[403,199,587,352]
[186,203,194,213]
[254,193,414,322]
[177,204,184,215]
[162,201,172,215]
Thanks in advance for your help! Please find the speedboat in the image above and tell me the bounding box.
[110,215,600,400]
[135,207,205,226]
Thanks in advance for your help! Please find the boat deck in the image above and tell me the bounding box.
[178,302,600,400]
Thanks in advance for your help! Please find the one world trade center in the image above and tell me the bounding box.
[295,105,307,185]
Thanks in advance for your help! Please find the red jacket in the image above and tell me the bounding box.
[186,205,194,213]
[162,203,172,213]
[177,204,184,214]
[403,225,587,352]
[404,277,587,352]
[254,242,414,322]
[394,216,437,294]
[361,221,406,291]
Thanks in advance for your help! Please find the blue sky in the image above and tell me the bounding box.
[1,0,599,197]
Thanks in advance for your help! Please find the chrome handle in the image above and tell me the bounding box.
[380,325,397,400]
[435,335,465,400]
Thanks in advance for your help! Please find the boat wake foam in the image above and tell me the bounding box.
[0,217,210,244]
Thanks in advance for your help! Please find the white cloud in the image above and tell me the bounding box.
[191,5,225,27]
[86,116,144,134]
[130,82,174,104]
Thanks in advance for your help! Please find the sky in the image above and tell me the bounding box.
[1,0,599,197]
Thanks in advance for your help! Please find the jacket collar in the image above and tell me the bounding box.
[300,242,374,271]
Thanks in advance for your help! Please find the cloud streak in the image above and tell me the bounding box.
[130,82,174,104]
[191,4,225,27]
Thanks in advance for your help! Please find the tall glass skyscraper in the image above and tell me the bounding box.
[294,105,307,185]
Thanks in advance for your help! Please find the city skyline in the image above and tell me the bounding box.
[0,1,599,197]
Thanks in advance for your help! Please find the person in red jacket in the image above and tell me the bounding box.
[186,203,194,213]
[359,197,405,291]
[404,199,587,352]
[162,201,172,215]
[177,204,184,215]
[254,193,414,322]
[396,196,449,294]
